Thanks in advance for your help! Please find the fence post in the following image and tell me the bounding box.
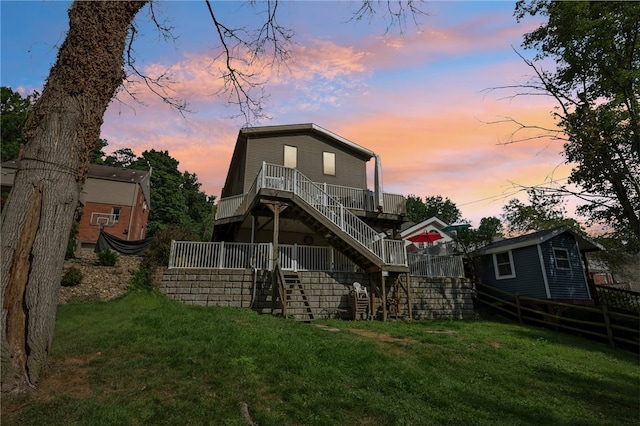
[293,244,298,272]
[218,241,225,269]
[515,293,523,325]
[168,240,176,269]
[601,304,615,348]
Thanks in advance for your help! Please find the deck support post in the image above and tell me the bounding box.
[381,271,387,322]
[265,201,288,315]
[402,272,412,320]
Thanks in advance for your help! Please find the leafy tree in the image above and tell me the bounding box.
[180,171,216,241]
[0,0,424,391]
[512,1,640,251]
[452,216,503,257]
[476,216,503,244]
[406,195,428,223]
[406,195,462,224]
[0,87,37,161]
[104,147,137,168]
[102,147,215,240]
[502,188,582,236]
[89,138,108,165]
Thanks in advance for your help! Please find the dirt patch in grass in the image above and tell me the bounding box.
[348,328,412,343]
[2,352,100,419]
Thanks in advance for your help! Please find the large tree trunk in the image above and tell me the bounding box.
[1,1,147,391]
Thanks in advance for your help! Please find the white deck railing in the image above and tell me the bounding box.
[215,165,406,220]
[169,241,464,279]
[169,241,362,272]
[169,241,272,270]
[259,163,405,266]
[407,253,465,278]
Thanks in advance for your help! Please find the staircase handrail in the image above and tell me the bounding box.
[259,162,394,263]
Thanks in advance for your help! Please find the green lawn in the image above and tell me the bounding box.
[3,290,638,425]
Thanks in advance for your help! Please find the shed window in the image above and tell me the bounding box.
[553,248,571,269]
[284,145,297,168]
[323,152,335,176]
[493,251,515,279]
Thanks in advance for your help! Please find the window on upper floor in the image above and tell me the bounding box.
[111,207,121,222]
[493,250,515,279]
[284,145,297,168]
[323,152,335,176]
[553,248,571,269]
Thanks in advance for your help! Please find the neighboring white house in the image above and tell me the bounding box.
[400,216,455,255]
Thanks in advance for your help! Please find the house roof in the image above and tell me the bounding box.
[477,226,603,255]
[239,123,375,159]
[2,160,150,184]
[400,216,449,237]
[86,164,150,184]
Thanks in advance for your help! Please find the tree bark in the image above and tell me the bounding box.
[1,1,147,391]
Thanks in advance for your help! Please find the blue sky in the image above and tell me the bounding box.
[1,1,569,225]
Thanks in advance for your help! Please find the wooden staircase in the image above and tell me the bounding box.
[283,271,315,322]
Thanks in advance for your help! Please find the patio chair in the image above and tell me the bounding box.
[353,282,368,298]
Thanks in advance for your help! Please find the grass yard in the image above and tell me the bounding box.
[2,290,638,425]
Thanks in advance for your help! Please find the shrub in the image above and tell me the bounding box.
[142,225,196,269]
[97,249,119,266]
[61,267,83,287]
[129,267,155,291]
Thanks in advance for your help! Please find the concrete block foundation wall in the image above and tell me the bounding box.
[403,277,475,319]
[159,269,474,320]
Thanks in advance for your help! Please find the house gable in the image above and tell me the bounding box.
[221,124,374,198]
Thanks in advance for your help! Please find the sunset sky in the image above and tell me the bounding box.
[1,1,573,226]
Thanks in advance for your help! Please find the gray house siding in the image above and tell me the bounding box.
[540,234,590,300]
[481,245,547,298]
[244,134,369,193]
[221,143,247,198]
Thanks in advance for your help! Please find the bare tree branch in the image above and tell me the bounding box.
[351,0,429,34]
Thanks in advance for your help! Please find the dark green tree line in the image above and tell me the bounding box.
[97,145,215,240]
[405,194,463,224]
[0,87,38,161]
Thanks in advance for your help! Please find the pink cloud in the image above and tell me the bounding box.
[97,7,573,227]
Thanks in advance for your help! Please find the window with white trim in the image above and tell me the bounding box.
[284,145,297,168]
[323,152,335,176]
[493,251,515,279]
[553,248,571,269]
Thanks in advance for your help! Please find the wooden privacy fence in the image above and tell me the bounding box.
[475,283,639,351]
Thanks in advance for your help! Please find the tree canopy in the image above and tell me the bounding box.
[502,188,583,236]
[405,195,463,224]
[0,87,38,161]
[514,0,640,252]
[97,145,215,240]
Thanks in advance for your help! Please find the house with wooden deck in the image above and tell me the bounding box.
[163,124,474,321]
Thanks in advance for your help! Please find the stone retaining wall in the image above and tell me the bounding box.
[159,269,474,320]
